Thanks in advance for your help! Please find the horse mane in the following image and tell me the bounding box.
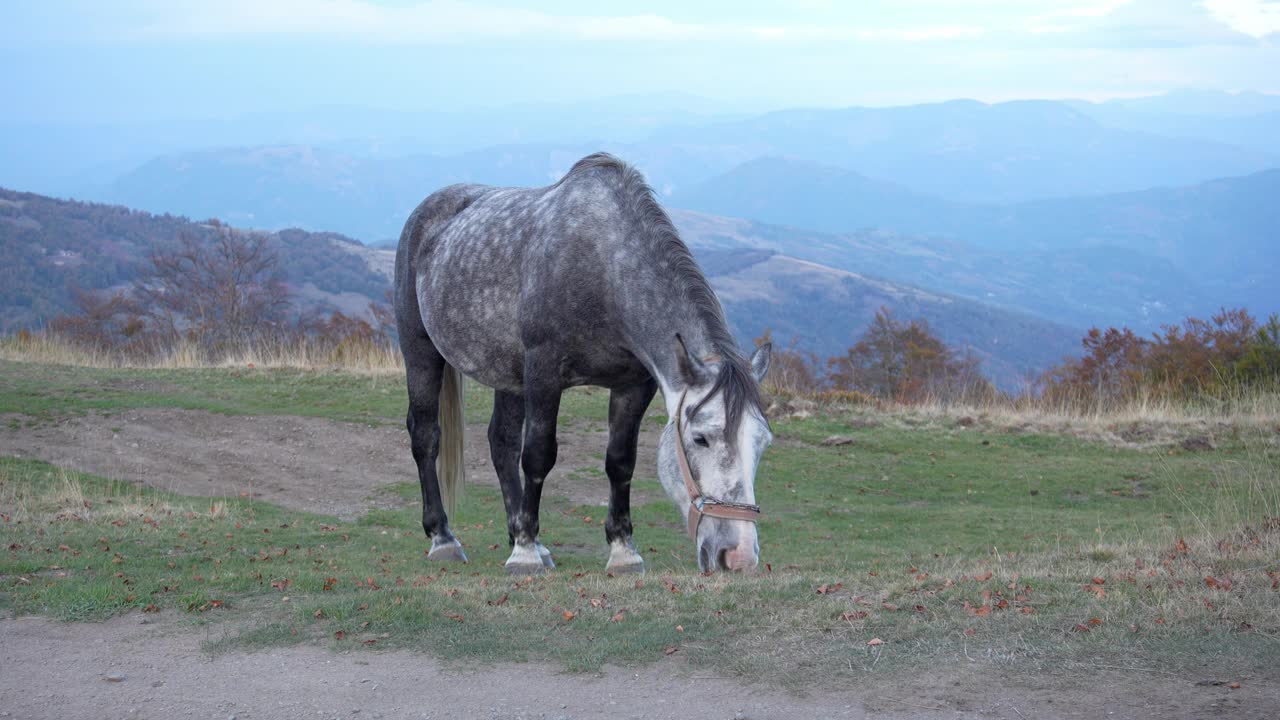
[564,153,764,441]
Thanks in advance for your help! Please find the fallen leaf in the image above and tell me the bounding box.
[1088,617,1103,626]
[562,610,576,621]
[609,611,625,622]
[334,630,346,640]
[963,628,976,636]
[445,613,465,622]
[143,604,159,613]
[1230,682,1241,690]
[313,608,324,618]
[973,571,993,582]
[866,638,884,646]
[487,593,509,607]
[840,610,868,621]
[663,645,678,655]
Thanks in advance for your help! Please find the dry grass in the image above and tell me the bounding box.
[0,463,235,526]
[0,332,404,374]
[768,383,1280,450]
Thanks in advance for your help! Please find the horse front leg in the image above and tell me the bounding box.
[504,365,562,575]
[604,379,657,573]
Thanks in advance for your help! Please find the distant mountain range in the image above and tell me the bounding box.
[57,94,1276,244]
[0,188,1077,388]
[675,159,1279,324]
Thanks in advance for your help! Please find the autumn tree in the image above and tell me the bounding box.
[134,228,290,349]
[826,307,989,403]
[753,329,822,395]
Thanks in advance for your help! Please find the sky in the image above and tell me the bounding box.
[1,0,1278,123]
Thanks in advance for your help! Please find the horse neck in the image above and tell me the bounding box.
[636,307,726,416]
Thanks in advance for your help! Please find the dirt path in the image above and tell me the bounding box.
[0,408,660,518]
[1,613,1272,720]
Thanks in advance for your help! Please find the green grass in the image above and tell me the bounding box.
[2,359,1278,686]
[0,358,628,427]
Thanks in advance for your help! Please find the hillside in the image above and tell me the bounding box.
[670,166,1278,327]
[668,209,1211,332]
[0,188,391,333]
[0,189,1076,385]
[694,249,1078,383]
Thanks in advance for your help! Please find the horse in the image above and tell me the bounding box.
[394,152,772,574]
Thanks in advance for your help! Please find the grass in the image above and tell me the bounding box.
[2,359,1279,687]
[0,358,618,427]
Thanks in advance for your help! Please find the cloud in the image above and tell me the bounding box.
[13,0,982,46]
[1203,0,1280,38]
[1019,0,1264,47]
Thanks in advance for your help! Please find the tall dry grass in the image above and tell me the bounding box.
[0,330,404,374]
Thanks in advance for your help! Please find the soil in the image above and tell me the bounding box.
[1,408,661,518]
[1,613,1274,720]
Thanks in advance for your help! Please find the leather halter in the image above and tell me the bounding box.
[674,387,763,539]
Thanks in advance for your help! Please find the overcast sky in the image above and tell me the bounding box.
[2,0,1278,122]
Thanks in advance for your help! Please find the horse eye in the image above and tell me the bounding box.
[693,434,710,448]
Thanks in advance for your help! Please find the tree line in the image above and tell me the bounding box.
[759,306,1280,407]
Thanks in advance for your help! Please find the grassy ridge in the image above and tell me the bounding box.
[2,360,1278,684]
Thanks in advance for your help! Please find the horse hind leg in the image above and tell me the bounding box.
[403,333,468,563]
[490,390,554,570]
[604,379,657,574]
[504,355,562,575]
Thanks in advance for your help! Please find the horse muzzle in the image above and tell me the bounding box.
[698,533,760,572]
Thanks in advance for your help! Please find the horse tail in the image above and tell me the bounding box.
[436,362,466,518]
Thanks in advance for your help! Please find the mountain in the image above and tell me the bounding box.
[0,188,391,333]
[668,209,1209,334]
[0,189,1076,386]
[1068,91,1280,156]
[694,249,1077,384]
[671,165,1279,327]
[89,97,1280,243]
[644,99,1277,203]
[674,156,956,236]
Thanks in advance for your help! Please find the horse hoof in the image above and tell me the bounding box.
[605,558,645,574]
[505,561,548,576]
[536,543,555,569]
[506,543,549,575]
[427,541,468,563]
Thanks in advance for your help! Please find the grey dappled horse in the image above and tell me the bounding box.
[394,153,772,574]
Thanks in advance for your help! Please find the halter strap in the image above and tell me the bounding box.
[674,387,762,539]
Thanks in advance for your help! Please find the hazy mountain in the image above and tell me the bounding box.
[674,156,960,236]
[671,165,1278,325]
[87,95,1280,244]
[1068,91,1280,155]
[668,209,1209,334]
[643,99,1277,202]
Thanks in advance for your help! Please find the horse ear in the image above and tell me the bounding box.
[674,334,709,385]
[750,343,772,383]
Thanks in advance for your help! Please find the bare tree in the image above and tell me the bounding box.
[134,227,290,349]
